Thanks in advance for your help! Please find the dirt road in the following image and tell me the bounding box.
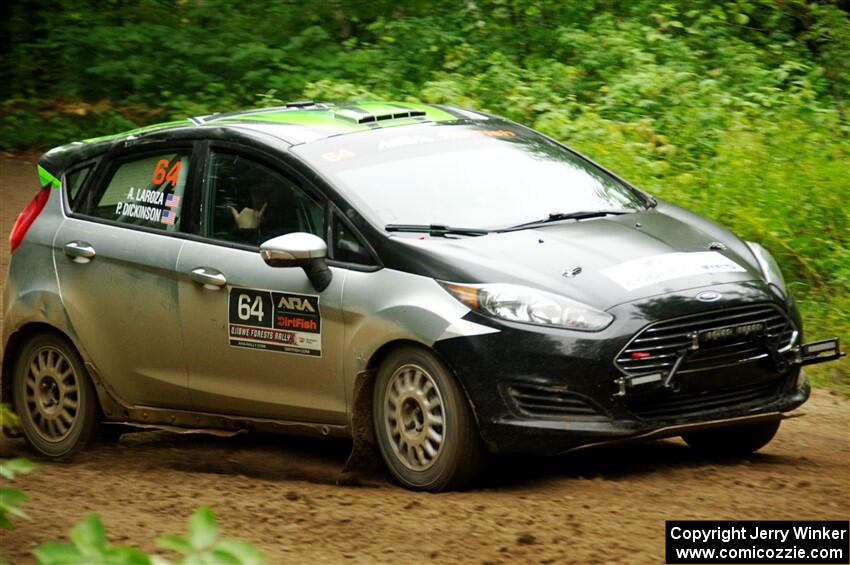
[1,155,848,564]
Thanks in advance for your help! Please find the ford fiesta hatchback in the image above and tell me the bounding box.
[2,101,843,491]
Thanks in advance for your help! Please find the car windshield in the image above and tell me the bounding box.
[292,123,646,230]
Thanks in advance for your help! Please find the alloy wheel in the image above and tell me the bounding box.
[384,363,446,471]
[22,346,80,442]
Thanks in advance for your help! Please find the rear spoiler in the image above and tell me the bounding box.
[37,138,113,189]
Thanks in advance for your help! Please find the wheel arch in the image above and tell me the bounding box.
[1,322,86,410]
[348,338,480,446]
[343,336,485,476]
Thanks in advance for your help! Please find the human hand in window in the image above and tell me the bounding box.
[228,202,268,229]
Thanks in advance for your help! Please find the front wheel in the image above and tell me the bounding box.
[373,346,487,491]
[682,419,781,456]
[12,333,100,458]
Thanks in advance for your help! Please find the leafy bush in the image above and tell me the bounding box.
[34,507,264,565]
[1,403,37,531]
[0,457,36,530]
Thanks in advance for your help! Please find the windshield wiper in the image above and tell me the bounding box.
[385,224,491,237]
[498,209,632,233]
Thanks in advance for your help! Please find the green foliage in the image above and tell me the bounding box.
[33,507,264,565]
[157,506,264,565]
[0,458,36,482]
[1,0,847,388]
[0,405,36,531]
[0,403,21,435]
[34,515,151,565]
[0,482,30,530]
[0,458,35,529]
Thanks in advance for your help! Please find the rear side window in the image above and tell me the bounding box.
[65,166,91,210]
[87,152,190,231]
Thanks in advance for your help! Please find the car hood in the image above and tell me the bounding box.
[387,201,765,311]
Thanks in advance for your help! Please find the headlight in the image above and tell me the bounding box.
[746,242,787,296]
[439,282,613,331]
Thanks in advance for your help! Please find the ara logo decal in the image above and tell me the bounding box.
[277,295,316,313]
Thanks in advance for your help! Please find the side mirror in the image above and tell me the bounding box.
[260,233,333,292]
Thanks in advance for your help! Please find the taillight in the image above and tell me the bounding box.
[9,187,51,253]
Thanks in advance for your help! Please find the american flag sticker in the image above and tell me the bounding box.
[161,209,176,225]
[165,193,181,208]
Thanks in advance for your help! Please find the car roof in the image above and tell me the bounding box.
[37,102,486,184]
[201,101,477,144]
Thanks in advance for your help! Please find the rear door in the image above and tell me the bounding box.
[176,145,348,423]
[54,143,198,409]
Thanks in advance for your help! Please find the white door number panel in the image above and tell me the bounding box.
[228,287,321,356]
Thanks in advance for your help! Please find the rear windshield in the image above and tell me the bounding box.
[293,122,646,230]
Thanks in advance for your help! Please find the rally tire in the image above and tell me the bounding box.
[681,420,781,456]
[12,333,100,458]
[373,345,487,491]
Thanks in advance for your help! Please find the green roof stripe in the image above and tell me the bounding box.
[69,102,461,147]
[207,101,458,131]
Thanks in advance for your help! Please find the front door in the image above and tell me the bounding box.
[176,148,347,423]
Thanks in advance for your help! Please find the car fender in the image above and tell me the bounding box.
[340,267,499,410]
[0,288,90,405]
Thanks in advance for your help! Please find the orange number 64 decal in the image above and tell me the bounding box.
[151,159,182,187]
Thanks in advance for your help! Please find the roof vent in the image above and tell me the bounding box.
[333,107,427,124]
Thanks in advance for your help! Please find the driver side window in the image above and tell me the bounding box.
[206,151,324,246]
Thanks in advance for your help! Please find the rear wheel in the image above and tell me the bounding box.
[12,334,99,458]
[373,346,486,491]
[682,420,780,456]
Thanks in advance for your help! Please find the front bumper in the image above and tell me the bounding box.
[434,282,834,455]
[478,378,809,454]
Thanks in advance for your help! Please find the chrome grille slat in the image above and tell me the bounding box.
[624,342,690,353]
[615,304,795,376]
[688,347,763,366]
[642,308,777,334]
[631,334,694,344]
[619,361,676,372]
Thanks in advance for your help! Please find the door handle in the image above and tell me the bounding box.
[64,241,96,264]
[190,267,227,290]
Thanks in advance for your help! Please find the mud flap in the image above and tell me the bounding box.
[338,370,384,486]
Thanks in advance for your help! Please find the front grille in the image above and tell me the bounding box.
[625,378,783,420]
[506,385,602,419]
[616,304,796,376]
